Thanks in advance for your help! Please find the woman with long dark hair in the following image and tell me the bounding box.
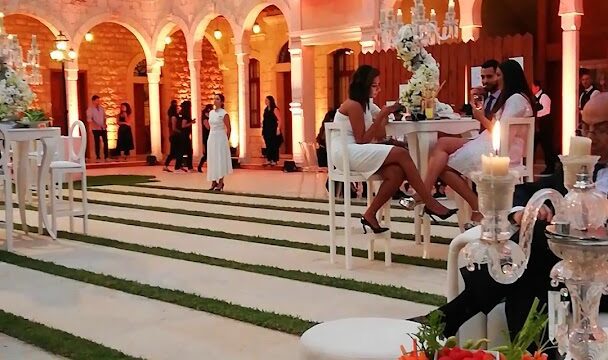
[402,59,535,225]
[163,101,184,172]
[262,95,282,166]
[206,94,232,191]
[115,102,134,160]
[332,65,454,233]
[198,104,214,172]
[180,100,195,171]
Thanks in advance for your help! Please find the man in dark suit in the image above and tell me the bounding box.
[414,93,608,351]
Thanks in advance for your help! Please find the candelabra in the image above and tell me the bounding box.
[379,0,459,50]
[0,12,42,85]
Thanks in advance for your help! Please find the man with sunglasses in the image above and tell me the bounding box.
[411,94,608,356]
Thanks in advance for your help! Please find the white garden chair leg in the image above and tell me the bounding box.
[50,173,57,237]
[81,173,88,234]
[344,180,352,270]
[366,180,374,261]
[383,201,392,267]
[328,179,337,264]
[3,168,13,251]
[68,173,74,232]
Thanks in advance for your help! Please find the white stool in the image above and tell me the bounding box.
[299,318,419,360]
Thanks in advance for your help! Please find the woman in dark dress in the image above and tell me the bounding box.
[262,95,282,166]
[180,100,195,171]
[163,102,184,172]
[115,103,134,160]
[198,104,214,172]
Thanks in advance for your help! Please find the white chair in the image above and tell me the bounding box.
[49,120,88,235]
[325,122,391,270]
[500,117,535,182]
[298,141,326,198]
[0,135,14,250]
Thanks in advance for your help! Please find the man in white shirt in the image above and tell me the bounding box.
[86,95,108,161]
[532,80,557,175]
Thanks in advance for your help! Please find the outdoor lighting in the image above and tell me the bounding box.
[55,31,68,51]
[50,31,75,63]
[164,36,172,45]
[252,23,261,34]
[213,29,222,40]
[84,32,93,42]
[68,48,77,60]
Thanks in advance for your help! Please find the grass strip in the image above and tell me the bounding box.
[0,309,143,359]
[53,230,446,306]
[75,175,158,189]
[87,214,448,269]
[0,250,317,336]
[80,194,454,245]
[88,187,459,229]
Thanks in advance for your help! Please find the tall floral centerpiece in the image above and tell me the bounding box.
[394,24,440,119]
[0,57,35,125]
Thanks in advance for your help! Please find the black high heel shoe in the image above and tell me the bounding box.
[423,207,458,224]
[360,217,390,234]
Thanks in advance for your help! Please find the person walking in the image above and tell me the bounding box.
[197,104,214,172]
[180,100,195,171]
[163,102,184,172]
[86,95,108,161]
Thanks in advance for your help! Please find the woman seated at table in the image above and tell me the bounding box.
[332,65,456,233]
[401,59,534,225]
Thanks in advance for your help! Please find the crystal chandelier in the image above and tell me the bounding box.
[0,12,42,85]
[379,0,459,50]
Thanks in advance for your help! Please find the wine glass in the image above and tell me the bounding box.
[473,94,484,110]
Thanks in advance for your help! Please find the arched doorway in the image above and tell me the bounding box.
[276,41,292,155]
[328,48,355,110]
[78,22,150,158]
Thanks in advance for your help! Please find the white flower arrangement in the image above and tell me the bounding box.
[393,24,440,112]
[0,59,35,121]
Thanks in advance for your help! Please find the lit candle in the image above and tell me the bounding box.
[397,8,403,17]
[430,9,436,22]
[448,0,455,10]
[481,121,510,176]
[568,136,592,156]
[0,12,4,34]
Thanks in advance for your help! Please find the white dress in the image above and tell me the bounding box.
[206,109,233,181]
[331,105,392,179]
[447,93,533,176]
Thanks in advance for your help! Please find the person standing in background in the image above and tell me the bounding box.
[180,100,195,171]
[532,80,557,175]
[86,95,108,161]
[579,68,601,134]
[262,95,282,166]
[197,104,214,173]
[115,102,134,160]
[206,94,233,191]
[163,102,184,172]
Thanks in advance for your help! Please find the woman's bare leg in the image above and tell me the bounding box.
[382,147,449,215]
[439,169,483,222]
[363,165,404,227]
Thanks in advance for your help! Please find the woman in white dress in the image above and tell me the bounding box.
[206,94,233,191]
[333,65,456,234]
[402,59,535,224]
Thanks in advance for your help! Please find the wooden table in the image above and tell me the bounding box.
[385,118,480,246]
[0,127,61,250]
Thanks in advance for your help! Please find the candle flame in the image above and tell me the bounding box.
[430,9,436,16]
[449,0,455,7]
[492,121,501,153]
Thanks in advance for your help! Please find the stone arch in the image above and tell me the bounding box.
[151,15,191,56]
[191,13,241,45]
[1,11,62,37]
[72,14,153,64]
[238,0,292,43]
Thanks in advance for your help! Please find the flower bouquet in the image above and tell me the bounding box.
[16,108,52,128]
[398,299,551,360]
[0,57,37,129]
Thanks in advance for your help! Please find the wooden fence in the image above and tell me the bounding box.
[358,33,534,109]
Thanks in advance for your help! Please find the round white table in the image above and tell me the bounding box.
[299,318,420,360]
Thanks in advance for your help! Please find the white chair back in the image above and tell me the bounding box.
[67,120,87,165]
[499,117,535,182]
[299,141,320,171]
[324,122,351,181]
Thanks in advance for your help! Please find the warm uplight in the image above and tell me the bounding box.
[492,120,501,153]
[164,36,172,45]
[68,48,77,60]
[252,23,261,34]
[214,29,222,40]
[84,32,94,42]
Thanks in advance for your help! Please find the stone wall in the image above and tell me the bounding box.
[78,22,146,150]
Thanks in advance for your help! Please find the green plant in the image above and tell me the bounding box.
[409,310,447,357]
[22,108,49,122]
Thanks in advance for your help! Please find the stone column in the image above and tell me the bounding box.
[289,38,315,164]
[188,58,203,157]
[559,0,583,154]
[147,61,163,157]
[64,62,79,135]
[235,43,250,161]
[359,26,378,54]
[458,0,482,42]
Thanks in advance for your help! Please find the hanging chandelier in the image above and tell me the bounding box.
[0,12,42,85]
[379,0,459,50]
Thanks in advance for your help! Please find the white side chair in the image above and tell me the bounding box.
[500,117,535,182]
[325,122,391,270]
[298,141,326,198]
[49,120,88,235]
